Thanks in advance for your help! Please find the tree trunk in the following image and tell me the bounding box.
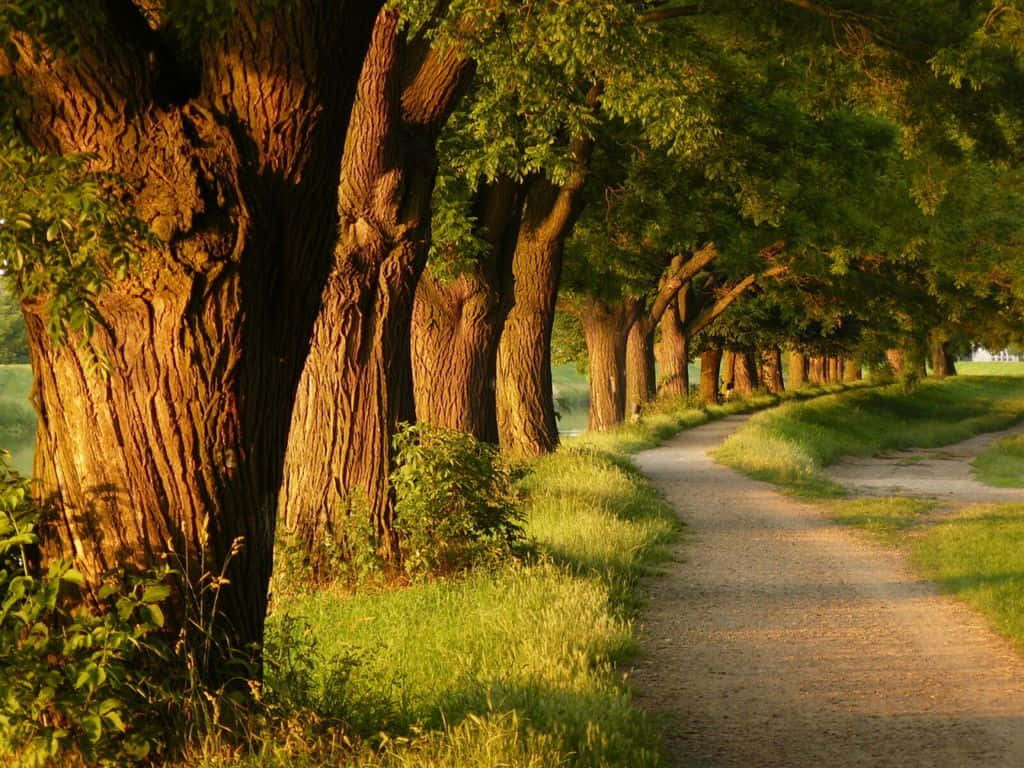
[809,355,827,385]
[582,301,630,431]
[655,294,689,398]
[625,315,656,419]
[930,334,957,378]
[12,0,381,673]
[733,351,758,396]
[496,151,592,455]
[843,358,863,382]
[721,350,736,395]
[828,356,843,384]
[411,178,522,442]
[700,348,723,404]
[760,347,784,394]
[280,9,471,564]
[411,269,500,441]
[886,348,906,376]
[788,350,807,390]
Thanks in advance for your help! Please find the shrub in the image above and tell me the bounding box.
[0,464,177,767]
[391,423,525,578]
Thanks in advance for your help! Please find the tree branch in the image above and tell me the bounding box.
[685,264,788,337]
[649,242,718,324]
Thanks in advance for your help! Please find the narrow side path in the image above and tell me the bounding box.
[631,415,1024,767]
[826,420,1024,502]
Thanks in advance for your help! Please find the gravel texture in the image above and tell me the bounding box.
[630,415,1024,767]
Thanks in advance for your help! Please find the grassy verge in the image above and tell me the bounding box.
[956,361,1024,376]
[972,434,1024,488]
[712,377,1024,499]
[914,504,1024,648]
[265,432,679,767]
[261,384,862,768]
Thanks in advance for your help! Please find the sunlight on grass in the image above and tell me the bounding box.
[972,434,1024,488]
[268,446,675,767]
[825,496,936,544]
[914,504,1024,647]
[713,377,1024,497]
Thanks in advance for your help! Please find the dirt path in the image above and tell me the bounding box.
[631,415,1024,767]
[826,420,1024,503]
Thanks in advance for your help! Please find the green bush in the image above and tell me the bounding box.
[0,465,177,767]
[392,423,525,578]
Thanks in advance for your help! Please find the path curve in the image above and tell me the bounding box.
[631,415,1024,767]
[826,420,1024,503]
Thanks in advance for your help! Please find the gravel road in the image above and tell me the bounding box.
[630,415,1024,767]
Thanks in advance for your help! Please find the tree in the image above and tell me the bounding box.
[1,0,381,678]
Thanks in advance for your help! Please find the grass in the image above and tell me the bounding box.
[956,361,1024,377]
[971,434,1024,488]
[825,496,937,544]
[263,432,680,767]
[257,383,861,768]
[914,504,1024,649]
[713,377,1024,499]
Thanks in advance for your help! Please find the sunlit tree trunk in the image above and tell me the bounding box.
[788,350,807,390]
[12,0,380,675]
[700,348,723,404]
[625,310,656,420]
[280,10,472,563]
[843,357,863,382]
[809,355,827,385]
[733,351,758,396]
[496,137,593,456]
[581,300,630,431]
[929,332,957,379]
[760,347,784,393]
[656,293,689,398]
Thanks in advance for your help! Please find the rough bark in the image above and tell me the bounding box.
[655,293,690,398]
[496,138,593,456]
[721,350,736,394]
[700,348,723,404]
[788,350,808,390]
[760,347,785,394]
[280,9,472,563]
[410,180,521,442]
[625,312,656,420]
[11,0,381,672]
[582,300,631,431]
[733,351,758,396]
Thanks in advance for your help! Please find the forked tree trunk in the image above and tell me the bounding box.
[496,149,591,455]
[788,350,807,390]
[655,294,689,398]
[582,301,631,431]
[843,358,863,382]
[760,347,784,394]
[411,178,522,442]
[733,351,758,396]
[11,0,380,672]
[280,10,471,563]
[700,348,723,404]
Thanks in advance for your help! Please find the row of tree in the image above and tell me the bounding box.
[1,0,1022,683]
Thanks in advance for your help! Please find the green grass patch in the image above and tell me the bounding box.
[266,445,677,767]
[972,434,1024,488]
[914,504,1024,648]
[957,362,1024,377]
[713,377,1024,499]
[824,496,936,544]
